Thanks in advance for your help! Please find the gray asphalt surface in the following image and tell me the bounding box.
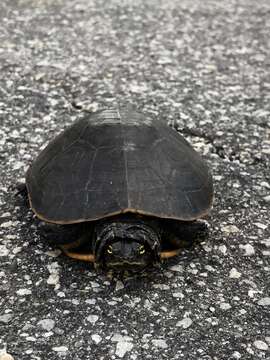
[0,0,269,359]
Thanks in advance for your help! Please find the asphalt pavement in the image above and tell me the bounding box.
[0,0,269,359]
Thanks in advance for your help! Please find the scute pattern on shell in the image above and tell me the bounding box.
[26,109,213,223]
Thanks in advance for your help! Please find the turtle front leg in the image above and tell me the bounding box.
[60,240,95,262]
[39,222,95,263]
[59,233,95,263]
[160,219,210,259]
[173,219,210,244]
[38,222,85,245]
[160,248,182,259]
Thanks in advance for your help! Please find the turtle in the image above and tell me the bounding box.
[22,108,213,274]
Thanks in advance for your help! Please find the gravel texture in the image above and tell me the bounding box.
[0,0,269,359]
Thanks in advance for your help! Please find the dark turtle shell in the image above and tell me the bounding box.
[26,109,213,224]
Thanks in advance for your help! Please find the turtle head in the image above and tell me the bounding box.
[93,217,161,274]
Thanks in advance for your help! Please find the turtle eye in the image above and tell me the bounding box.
[138,245,145,255]
[107,245,113,254]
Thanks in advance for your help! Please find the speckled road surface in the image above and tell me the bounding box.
[0,0,269,359]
